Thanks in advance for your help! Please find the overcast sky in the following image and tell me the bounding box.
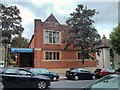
[1,0,119,40]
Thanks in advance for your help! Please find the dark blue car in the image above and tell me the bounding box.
[0,67,51,90]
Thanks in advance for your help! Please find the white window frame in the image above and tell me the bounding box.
[44,51,60,61]
[44,29,61,44]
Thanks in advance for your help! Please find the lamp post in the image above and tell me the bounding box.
[2,37,10,67]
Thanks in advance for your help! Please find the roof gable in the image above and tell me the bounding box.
[44,13,59,23]
[43,14,65,31]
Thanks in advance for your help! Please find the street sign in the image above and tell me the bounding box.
[10,48,34,53]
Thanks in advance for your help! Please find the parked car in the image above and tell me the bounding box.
[115,68,120,73]
[94,68,118,78]
[0,61,4,68]
[83,74,119,90]
[0,68,4,74]
[65,68,96,80]
[0,67,51,89]
[29,68,60,81]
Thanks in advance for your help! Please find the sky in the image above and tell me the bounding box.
[1,0,119,40]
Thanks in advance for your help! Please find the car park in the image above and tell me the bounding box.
[29,68,60,81]
[0,67,51,89]
[94,68,118,78]
[65,68,96,80]
[83,74,119,90]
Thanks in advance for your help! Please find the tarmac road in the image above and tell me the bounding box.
[47,79,96,90]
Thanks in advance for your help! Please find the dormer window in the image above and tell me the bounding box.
[44,30,61,44]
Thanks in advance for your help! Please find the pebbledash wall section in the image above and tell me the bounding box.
[29,14,97,70]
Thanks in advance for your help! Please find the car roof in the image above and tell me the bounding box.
[71,68,89,71]
[29,68,48,69]
[3,67,28,70]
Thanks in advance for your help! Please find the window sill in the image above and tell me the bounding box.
[42,60,60,62]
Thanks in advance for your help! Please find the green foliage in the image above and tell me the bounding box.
[64,4,101,63]
[109,24,120,55]
[10,36,29,63]
[11,36,29,48]
[0,3,24,44]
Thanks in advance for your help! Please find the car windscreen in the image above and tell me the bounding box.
[89,74,119,89]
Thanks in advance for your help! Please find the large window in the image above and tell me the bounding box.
[45,52,60,60]
[44,30,61,44]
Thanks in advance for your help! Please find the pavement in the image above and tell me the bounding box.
[59,73,67,80]
[60,77,67,80]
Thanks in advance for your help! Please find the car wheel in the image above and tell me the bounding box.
[0,82,4,90]
[37,81,47,90]
[53,77,57,81]
[74,76,79,80]
[92,75,96,80]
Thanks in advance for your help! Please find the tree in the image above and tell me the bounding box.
[11,36,29,48]
[0,3,24,44]
[64,4,101,66]
[0,3,24,67]
[109,23,120,55]
[9,36,29,65]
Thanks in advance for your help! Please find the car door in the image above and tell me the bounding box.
[3,68,20,88]
[18,69,35,88]
[77,69,86,79]
[78,69,90,79]
[82,69,91,79]
[40,68,51,78]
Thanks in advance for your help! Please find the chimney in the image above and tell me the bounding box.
[102,35,108,46]
[34,19,42,32]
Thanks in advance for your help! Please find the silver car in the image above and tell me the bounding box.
[84,74,119,90]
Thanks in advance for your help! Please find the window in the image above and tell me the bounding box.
[46,52,52,60]
[45,21,58,27]
[39,68,50,74]
[53,52,59,60]
[19,69,32,76]
[82,70,90,73]
[78,51,89,60]
[45,52,60,60]
[5,69,17,75]
[44,30,61,44]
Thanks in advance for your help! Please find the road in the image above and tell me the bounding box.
[47,79,96,90]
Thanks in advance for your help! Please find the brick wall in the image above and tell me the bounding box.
[29,15,97,69]
[41,60,96,69]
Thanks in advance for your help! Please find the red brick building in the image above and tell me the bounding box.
[28,14,96,69]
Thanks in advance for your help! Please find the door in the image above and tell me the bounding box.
[78,69,90,79]
[39,68,53,79]
[18,69,35,88]
[3,68,20,88]
[81,69,91,79]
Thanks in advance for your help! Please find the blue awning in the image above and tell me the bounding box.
[10,48,34,53]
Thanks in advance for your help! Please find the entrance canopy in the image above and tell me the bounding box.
[10,48,34,67]
[10,48,34,53]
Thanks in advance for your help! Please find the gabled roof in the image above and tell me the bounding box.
[44,13,59,24]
